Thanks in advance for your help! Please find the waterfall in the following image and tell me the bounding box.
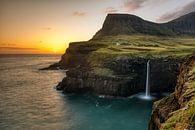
[136,60,154,100]
[145,60,150,97]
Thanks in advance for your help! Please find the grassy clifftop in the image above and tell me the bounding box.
[86,35,195,75]
[90,35,195,57]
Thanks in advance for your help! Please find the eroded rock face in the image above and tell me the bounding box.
[149,54,195,130]
[56,45,183,96]
[58,69,133,96]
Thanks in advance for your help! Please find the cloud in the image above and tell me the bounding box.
[104,0,172,14]
[0,43,16,46]
[105,7,118,13]
[158,1,195,22]
[73,11,86,16]
[123,0,146,12]
[0,47,39,50]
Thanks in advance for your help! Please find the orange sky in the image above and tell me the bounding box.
[0,0,194,54]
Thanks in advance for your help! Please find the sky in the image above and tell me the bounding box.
[0,0,195,54]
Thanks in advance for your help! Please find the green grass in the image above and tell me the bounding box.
[91,35,195,58]
[92,67,114,77]
[160,61,195,130]
[86,35,195,77]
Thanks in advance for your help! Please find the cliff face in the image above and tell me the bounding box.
[55,40,183,96]
[149,54,195,130]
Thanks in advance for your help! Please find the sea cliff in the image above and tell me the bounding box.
[55,41,183,96]
[149,54,195,130]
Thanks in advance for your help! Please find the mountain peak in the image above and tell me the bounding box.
[93,14,174,38]
[93,12,195,38]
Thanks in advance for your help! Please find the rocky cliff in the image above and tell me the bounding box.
[149,54,195,130]
[54,36,190,96]
[56,56,182,96]
[46,12,195,97]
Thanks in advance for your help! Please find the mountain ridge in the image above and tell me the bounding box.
[93,12,195,38]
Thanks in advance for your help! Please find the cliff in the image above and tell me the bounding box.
[46,12,195,97]
[56,56,182,96]
[54,34,195,96]
[149,54,195,130]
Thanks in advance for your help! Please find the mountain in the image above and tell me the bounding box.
[164,12,195,35]
[93,12,195,38]
[93,14,174,38]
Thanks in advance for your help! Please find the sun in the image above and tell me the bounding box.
[53,49,57,53]
[39,36,70,54]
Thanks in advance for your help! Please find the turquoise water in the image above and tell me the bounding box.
[0,55,155,130]
[62,94,153,130]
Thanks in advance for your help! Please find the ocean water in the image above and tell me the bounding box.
[0,55,154,130]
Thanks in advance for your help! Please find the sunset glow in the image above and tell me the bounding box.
[0,0,194,54]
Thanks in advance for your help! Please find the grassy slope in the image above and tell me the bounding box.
[160,58,195,130]
[85,35,195,77]
[91,35,195,57]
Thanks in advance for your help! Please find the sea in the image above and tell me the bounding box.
[0,54,156,130]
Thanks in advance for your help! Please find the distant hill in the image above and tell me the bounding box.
[164,12,195,35]
[93,12,195,38]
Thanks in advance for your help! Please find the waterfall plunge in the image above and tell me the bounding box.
[145,60,150,97]
[130,60,154,100]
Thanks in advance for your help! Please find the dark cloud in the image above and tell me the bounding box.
[123,0,146,12]
[158,1,195,22]
[73,11,86,16]
[105,7,118,13]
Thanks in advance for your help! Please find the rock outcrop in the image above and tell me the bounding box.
[55,41,183,96]
[149,54,195,130]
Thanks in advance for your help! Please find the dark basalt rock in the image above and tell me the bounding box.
[57,55,183,97]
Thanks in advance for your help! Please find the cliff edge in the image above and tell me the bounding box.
[149,54,195,130]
